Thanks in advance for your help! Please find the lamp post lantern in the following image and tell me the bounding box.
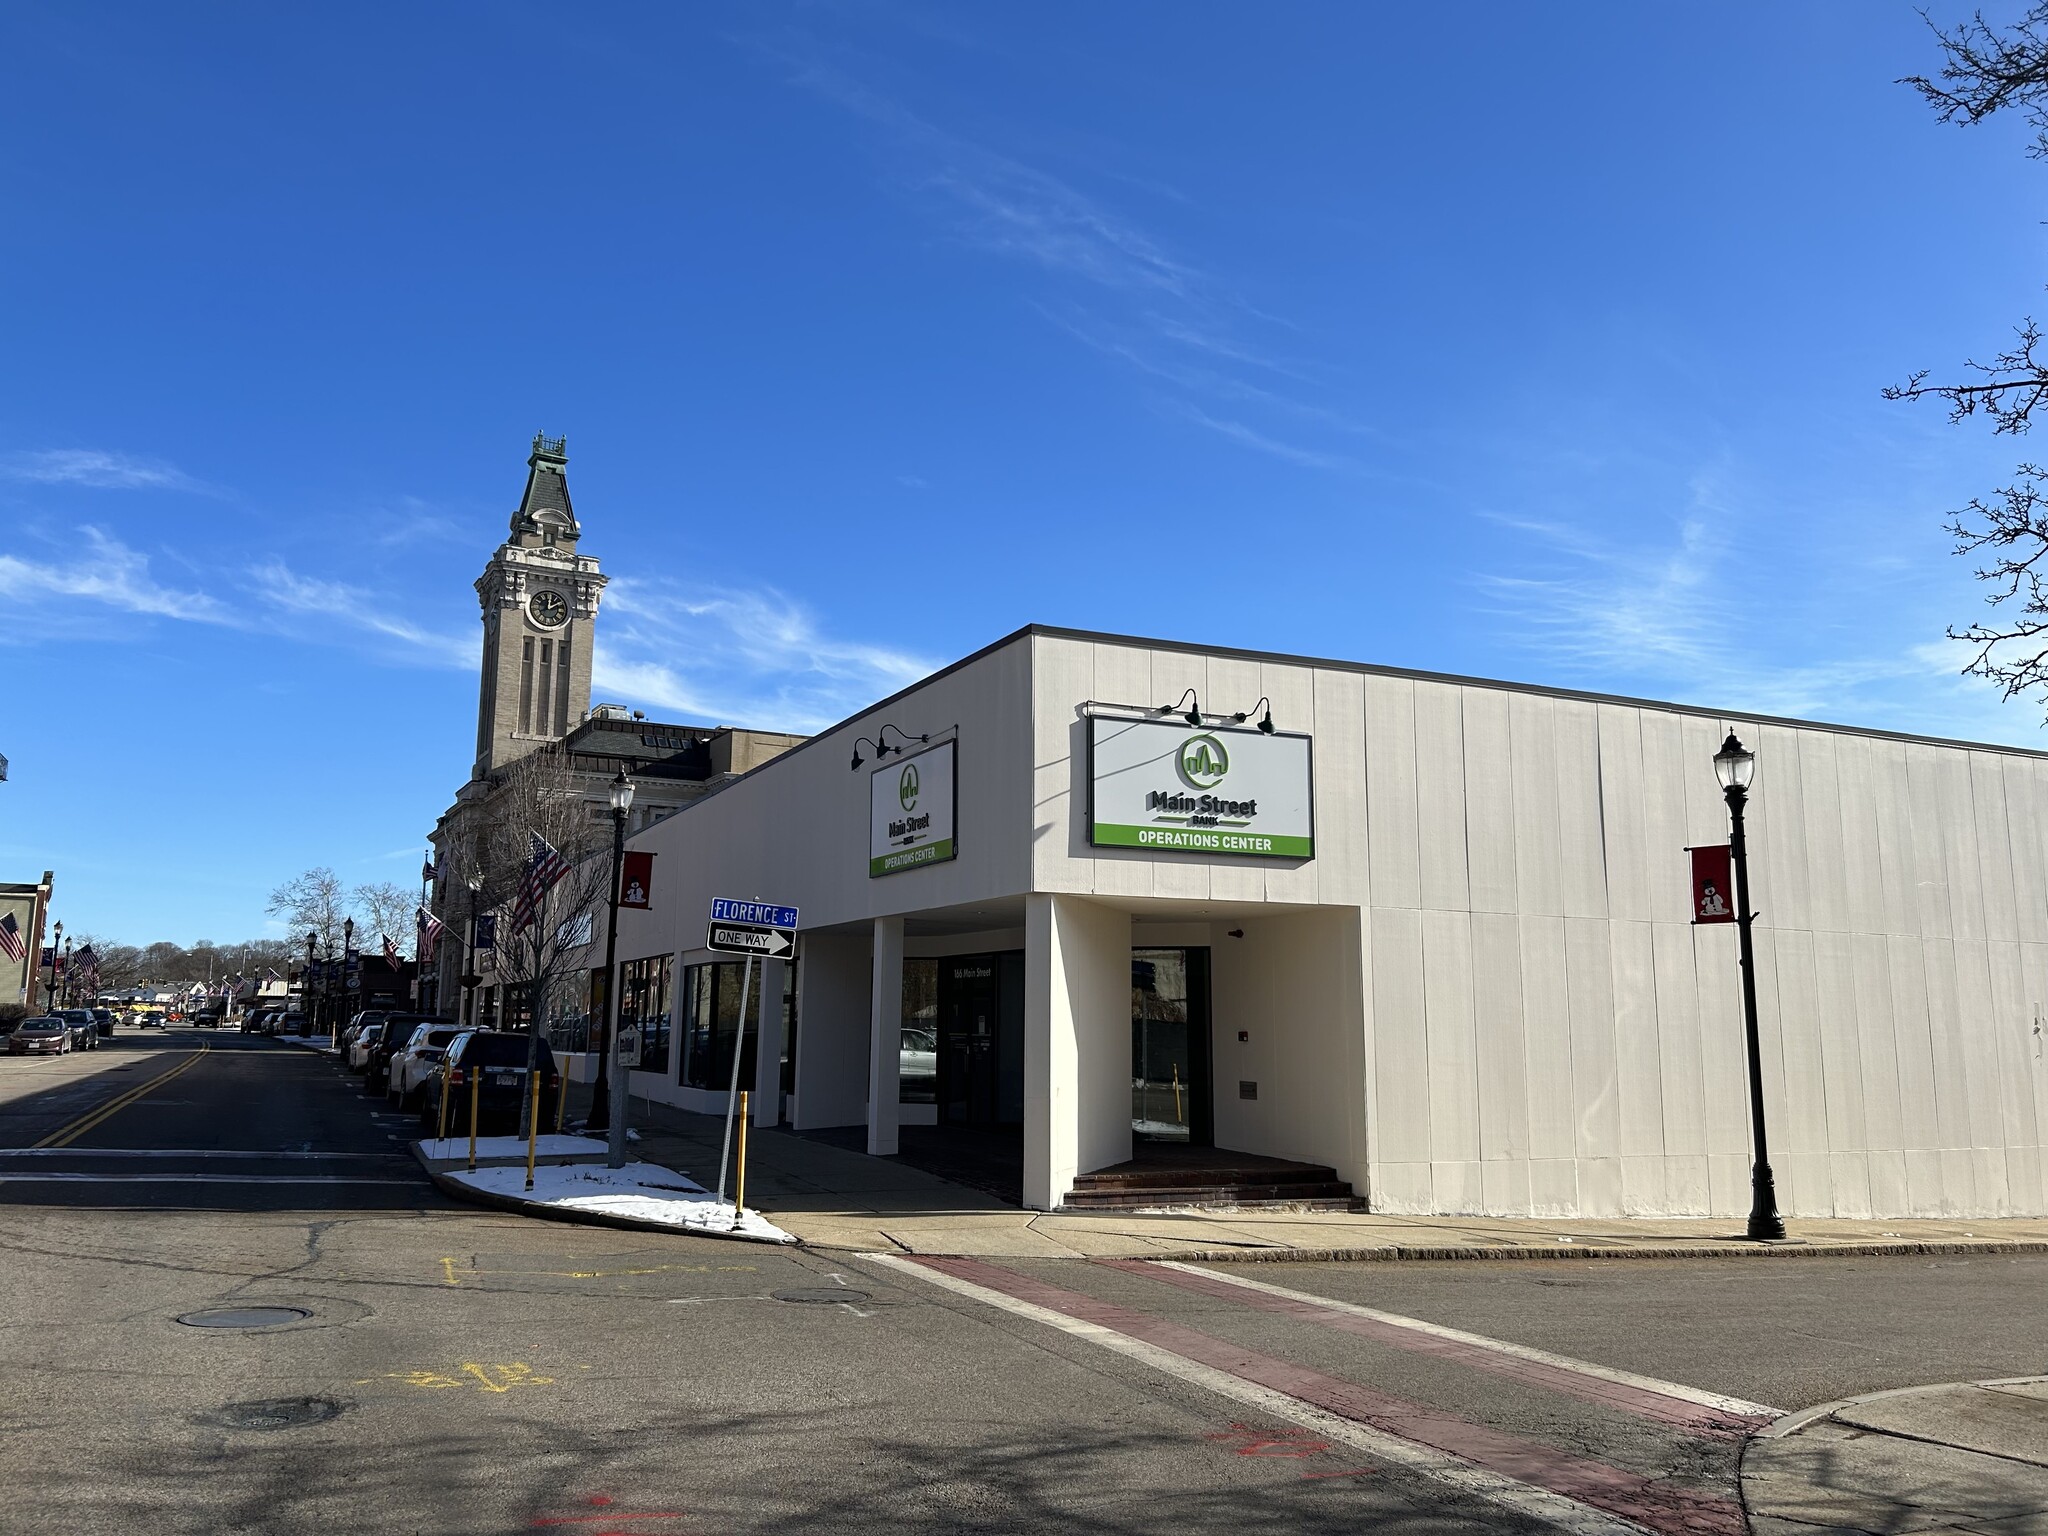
[593,770,634,1161]
[1715,732,1785,1242]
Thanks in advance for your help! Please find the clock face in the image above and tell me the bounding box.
[528,590,568,629]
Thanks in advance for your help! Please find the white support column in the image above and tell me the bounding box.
[752,955,786,1128]
[867,915,904,1156]
[1024,894,1131,1209]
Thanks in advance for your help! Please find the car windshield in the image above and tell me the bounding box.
[425,1029,461,1049]
[20,1019,63,1033]
[62,1011,92,1022]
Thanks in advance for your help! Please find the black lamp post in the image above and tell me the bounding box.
[305,930,317,1037]
[462,874,484,1028]
[44,920,61,1011]
[342,917,355,1028]
[1715,732,1786,1242]
[591,769,634,1150]
[60,936,72,1010]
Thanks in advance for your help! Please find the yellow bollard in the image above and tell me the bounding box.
[736,1090,749,1215]
[437,1060,451,1147]
[1171,1062,1183,1126]
[524,1069,540,1191]
[554,1067,567,1134]
[467,1067,480,1173]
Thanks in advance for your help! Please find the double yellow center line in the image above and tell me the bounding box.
[32,1043,212,1149]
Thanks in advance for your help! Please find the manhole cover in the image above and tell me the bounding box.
[211,1396,344,1431]
[177,1306,312,1329]
[772,1287,870,1305]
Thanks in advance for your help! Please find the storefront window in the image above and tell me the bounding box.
[678,961,757,1091]
[901,958,937,1103]
[619,954,672,1075]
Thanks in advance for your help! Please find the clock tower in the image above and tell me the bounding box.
[471,433,607,779]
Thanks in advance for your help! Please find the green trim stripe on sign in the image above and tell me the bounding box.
[1092,824,1313,858]
[871,838,956,877]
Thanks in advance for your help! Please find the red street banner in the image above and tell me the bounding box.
[619,850,655,909]
[1689,844,1735,924]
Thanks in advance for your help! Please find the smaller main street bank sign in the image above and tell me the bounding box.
[1089,717,1313,859]
[871,738,958,877]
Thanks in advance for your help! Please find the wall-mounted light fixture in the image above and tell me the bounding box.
[849,724,933,771]
[1157,688,1202,726]
[1230,697,1276,734]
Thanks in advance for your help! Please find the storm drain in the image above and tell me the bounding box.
[209,1397,344,1431]
[773,1287,870,1305]
[177,1306,312,1330]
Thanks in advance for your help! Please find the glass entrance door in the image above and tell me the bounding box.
[938,954,1025,1126]
[1131,948,1212,1143]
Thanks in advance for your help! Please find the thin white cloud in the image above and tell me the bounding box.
[0,450,201,492]
[597,578,936,732]
[250,560,475,668]
[1475,509,2024,739]
[0,527,230,623]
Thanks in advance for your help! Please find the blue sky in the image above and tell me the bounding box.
[4,3,2044,945]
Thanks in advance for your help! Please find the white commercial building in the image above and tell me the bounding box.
[611,625,2048,1219]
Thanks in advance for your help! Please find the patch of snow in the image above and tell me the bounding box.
[443,1160,795,1244]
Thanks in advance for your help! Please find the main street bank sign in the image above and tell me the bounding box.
[1088,717,1313,859]
[871,738,958,877]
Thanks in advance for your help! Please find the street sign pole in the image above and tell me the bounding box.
[715,952,753,1224]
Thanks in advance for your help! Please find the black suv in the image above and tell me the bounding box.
[421,1032,560,1137]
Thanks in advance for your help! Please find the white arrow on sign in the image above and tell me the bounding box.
[705,922,795,959]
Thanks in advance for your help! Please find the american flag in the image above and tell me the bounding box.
[383,933,402,969]
[0,913,22,964]
[511,832,569,934]
[416,906,447,962]
[421,855,436,884]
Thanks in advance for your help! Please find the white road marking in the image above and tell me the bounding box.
[0,1148,405,1160]
[0,1173,418,1185]
[865,1252,1651,1536]
[1158,1262,1779,1419]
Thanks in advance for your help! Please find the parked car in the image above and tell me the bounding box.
[60,1010,98,1051]
[92,1008,116,1038]
[387,1024,465,1108]
[421,1031,560,1136]
[364,1013,452,1092]
[9,1017,70,1056]
[345,1020,391,1074]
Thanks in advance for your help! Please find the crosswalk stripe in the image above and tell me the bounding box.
[1136,1260,1778,1429]
[872,1252,1744,1536]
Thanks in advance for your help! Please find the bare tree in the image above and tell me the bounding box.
[351,881,416,954]
[1893,5,2048,711]
[467,746,612,1135]
[266,868,350,953]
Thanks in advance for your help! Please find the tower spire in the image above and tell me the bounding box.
[511,431,577,542]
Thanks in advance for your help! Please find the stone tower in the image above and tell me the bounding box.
[471,434,608,779]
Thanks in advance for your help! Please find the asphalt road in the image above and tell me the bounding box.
[0,1027,2041,1535]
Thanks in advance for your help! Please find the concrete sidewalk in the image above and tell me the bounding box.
[1744,1377,2048,1534]
[621,1106,2048,1262]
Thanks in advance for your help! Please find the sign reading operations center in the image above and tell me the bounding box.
[871,738,957,877]
[1088,716,1313,858]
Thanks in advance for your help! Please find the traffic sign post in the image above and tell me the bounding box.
[709,899,798,1225]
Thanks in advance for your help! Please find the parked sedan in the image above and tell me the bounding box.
[364,1013,452,1093]
[345,1021,390,1074]
[9,1017,71,1056]
[420,1032,561,1137]
[386,1024,465,1108]
[92,1009,117,1038]
[60,1010,99,1051]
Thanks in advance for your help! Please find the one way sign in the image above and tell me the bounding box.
[706,921,795,959]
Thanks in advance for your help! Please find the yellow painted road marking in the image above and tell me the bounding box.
[32,1044,212,1149]
[381,1363,555,1392]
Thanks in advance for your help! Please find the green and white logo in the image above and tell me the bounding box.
[899,763,920,811]
[1178,734,1230,789]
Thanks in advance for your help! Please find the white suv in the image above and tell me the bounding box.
[387,1023,466,1109]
